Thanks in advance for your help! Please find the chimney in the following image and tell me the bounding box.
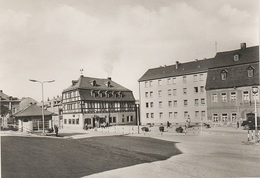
[240,43,246,49]
[72,80,78,86]
[107,77,112,81]
[176,61,180,69]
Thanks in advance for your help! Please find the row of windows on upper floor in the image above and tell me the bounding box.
[63,101,135,111]
[145,110,206,120]
[145,86,205,98]
[144,74,205,88]
[63,91,79,100]
[220,66,255,80]
[63,90,124,100]
[211,90,259,103]
[145,98,206,108]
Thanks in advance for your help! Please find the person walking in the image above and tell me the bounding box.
[54,125,59,137]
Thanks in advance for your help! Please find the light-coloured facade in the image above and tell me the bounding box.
[139,60,211,126]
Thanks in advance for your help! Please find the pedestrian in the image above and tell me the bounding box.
[54,125,59,137]
[167,121,170,128]
[237,121,239,129]
[85,123,88,130]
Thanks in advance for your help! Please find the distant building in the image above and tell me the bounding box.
[206,43,259,126]
[0,90,20,128]
[62,75,136,130]
[44,96,63,128]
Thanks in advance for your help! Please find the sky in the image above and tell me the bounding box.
[0,0,259,102]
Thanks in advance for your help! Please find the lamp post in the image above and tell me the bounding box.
[29,79,55,133]
[252,86,258,142]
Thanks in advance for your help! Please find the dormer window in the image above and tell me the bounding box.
[106,81,111,87]
[221,70,227,80]
[91,80,97,87]
[233,53,240,61]
[247,66,254,77]
[91,90,97,97]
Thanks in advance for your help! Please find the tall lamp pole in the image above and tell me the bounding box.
[252,86,258,142]
[29,79,55,133]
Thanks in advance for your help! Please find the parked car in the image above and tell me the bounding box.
[141,127,150,132]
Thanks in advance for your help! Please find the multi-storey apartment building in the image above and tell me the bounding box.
[139,59,213,125]
[206,44,259,126]
[62,75,136,130]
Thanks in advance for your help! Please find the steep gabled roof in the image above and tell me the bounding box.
[209,45,259,69]
[63,76,131,92]
[13,104,53,117]
[205,62,259,90]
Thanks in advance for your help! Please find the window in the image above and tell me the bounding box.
[168,89,172,96]
[212,94,218,103]
[201,111,206,117]
[221,93,227,102]
[243,91,249,101]
[127,116,130,122]
[213,114,219,122]
[158,80,162,86]
[174,112,178,118]
[146,113,149,118]
[69,119,71,124]
[151,113,154,118]
[159,112,163,119]
[173,100,177,107]
[145,82,148,88]
[113,117,116,123]
[173,89,177,96]
[150,92,153,98]
[183,88,187,95]
[167,78,171,85]
[195,111,199,117]
[72,119,75,124]
[193,75,198,82]
[231,113,237,122]
[122,118,125,122]
[194,87,198,93]
[201,98,205,105]
[159,101,163,108]
[222,114,228,122]
[195,99,199,106]
[172,78,176,84]
[146,102,149,108]
[184,111,188,118]
[168,101,172,107]
[64,119,67,124]
[183,76,187,83]
[230,92,237,101]
[131,116,133,121]
[200,86,204,93]
[221,70,227,80]
[145,92,148,98]
[149,81,153,87]
[158,90,162,97]
[184,100,188,106]
[247,66,254,77]
[233,53,239,61]
[199,74,203,81]
[169,112,173,119]
[150,102,153,108]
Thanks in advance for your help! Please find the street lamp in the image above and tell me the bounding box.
[252,86,258,142]
[29,79,55,133]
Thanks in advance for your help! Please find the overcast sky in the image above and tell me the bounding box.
[0,0,259,102]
